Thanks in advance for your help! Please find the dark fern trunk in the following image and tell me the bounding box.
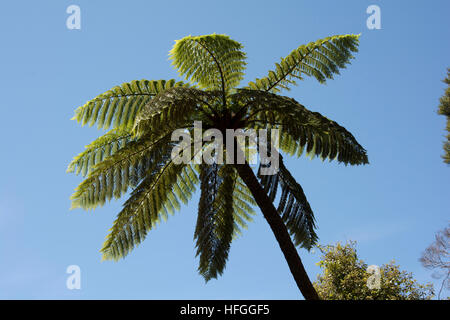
[234,162,320,300]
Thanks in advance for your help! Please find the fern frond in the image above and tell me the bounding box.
[70,133,174,210]
[232,89,368,165]
[67,129,133,177]
[246,34,360,93]
[169,34,246,93]
[134,87,222,137]
[71,79,188,131]
[258,155,317,249]
[231,176,256,238]
[194,164,236,281]
[101,162,199,261]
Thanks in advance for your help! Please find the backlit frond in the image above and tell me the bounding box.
[258,156,317,249]
[101,164,199,260]
[246,34,359,93]
[232,89,368,165]
[170,34,246,93]
[67,129,133,177]
[70,133,174,210]
[134,87,222,136]
[71,79,188,131]
[194,164,236,281]
[231,176,256,239]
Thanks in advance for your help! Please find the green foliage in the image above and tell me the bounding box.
[231,176,256,238]
[195,164,235,280]
[71,79,188,131]
[258,155,317,249]
[101,164,199,260]
[438,68,450,164]
[246,34,359,93]
[70,133,175,210]
[195,164,256,280]
[170,34,246,93]
[231,89,368,165]
[67,129,132,177]
[134,87,222,137]
[68,33,368,283]
[314,241,434,300]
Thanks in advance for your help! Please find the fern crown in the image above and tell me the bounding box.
[68,34,367,281]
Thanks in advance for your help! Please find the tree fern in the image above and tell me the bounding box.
[68,34,368,296]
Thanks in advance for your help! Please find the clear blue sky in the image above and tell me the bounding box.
[0,0,448,299]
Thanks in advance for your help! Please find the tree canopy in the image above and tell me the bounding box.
[438,68,450,164]
[314,241,434,300]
